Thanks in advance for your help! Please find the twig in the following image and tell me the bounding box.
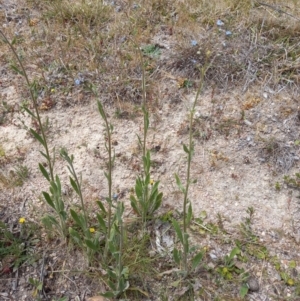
[192,220,212,233]
[39,251,47,298]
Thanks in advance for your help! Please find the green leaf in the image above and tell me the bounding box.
[55,175,62,194]
[136,134,143,149]
[199,210,207,220]
[96,200,106,213]
[183,143,189,154]
[187,202,193,226]
[192,251,204,270]
[135,179,143,199]
[41,215,59,228]
[229,246,241,261]
[30,129,45,147]
[173,248,181,265]
[239,283,249,298]
[97,100,105,119]
[10,64,25,76]
[183,233,189,254]
[172,219,183,244]
[39,151,48,161]
[96,213,107,232]
[101,292,115,298]
[39,163,50,182]
[130,195,140,216]
[152,192,163,213]
[69,177,79,195]
[175,174,185,193]
[85,239,99,251]
[22,106,36,119]
[70,209,83,228]
[69,227,82,245]
[42,191,55,209]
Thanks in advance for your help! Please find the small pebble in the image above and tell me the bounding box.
[247,276,259,292]
[244,119,252,126]
[209,251,217,260]
[217,19,224,26]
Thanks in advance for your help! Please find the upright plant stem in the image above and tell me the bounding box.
[70,164,88,229]
[182,69,205,271]
[96,99,113,259]
[139,48,150,231]
[106,121,113,247]
[0,30,54,182]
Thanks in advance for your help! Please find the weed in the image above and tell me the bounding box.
[129,45,163,230]
[130,151,163,226]
[239,207,258,243]
[172,55,210,275]
[141,44,161,58]
[0,165,30,188]
[0,219,37,274]
[102,201,129,298]
[13,164,30,185]
[29,277,43,299]
[284,173,300,191]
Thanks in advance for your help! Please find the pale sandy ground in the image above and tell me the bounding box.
[1,83,300,239]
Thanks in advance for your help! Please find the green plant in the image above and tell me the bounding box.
[102,201,129,298]
[60,148,88,228]
[86,83,115,260]
[41,175,68,239]
[130,151,163,225]
[129,45,163,230]
[238,207,258,243]
[217,246,242,280]
[141,44,161,58]
[172,63,208,274]
[0,165,30,188]
[0,219,36,275]
[216,246,250,299]
[68,207,101,264]
[29,277,43,299]
[0,30,70,241]
[284,173,300,189]
[0,31,55,182]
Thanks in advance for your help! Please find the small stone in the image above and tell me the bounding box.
[247,276,259,292]
[207,262,215,269]
[217,19,224,26]
[244,119,252,126]
[209,251,217,260]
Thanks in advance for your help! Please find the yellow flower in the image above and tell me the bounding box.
[51,88,55,93]
[19,217,26,224]
[150,179,154,185]
[89,227,95,233]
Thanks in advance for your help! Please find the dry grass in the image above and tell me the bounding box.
[1,0,299,108]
